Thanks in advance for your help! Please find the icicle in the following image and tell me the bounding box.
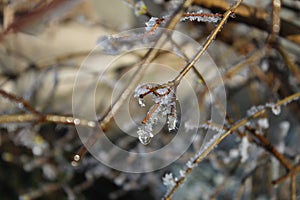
[167,114,177,131]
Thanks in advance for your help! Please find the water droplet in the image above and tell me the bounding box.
[73,154,80,161]
[271,105,281,115]
[138,134,152,145]
[74,118,80,125]
[87,121,96,127]
[137,124,153,145]
[71,161,78,167]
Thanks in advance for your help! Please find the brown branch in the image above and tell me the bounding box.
[267,0,281,45]
[276,45,300,85]
[194,0,300,45]
[246,127,293,170]
[0,89,96,128]
[0,89,41,115]
[173,0,243,85]
[0,114,96,128]
[272,163,300,185]
[291,174,296,200]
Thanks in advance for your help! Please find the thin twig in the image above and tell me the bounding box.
[291,174,296,200]
[0,113,96,128]
[194,0,300,45]
[0,89,41,115]
[272,163,300,185]
[246,127,293,170]
[173,0,243,85]
[0,89,96,127]
[267,0,281,44]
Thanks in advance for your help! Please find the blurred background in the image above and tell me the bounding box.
[0,0,299,199]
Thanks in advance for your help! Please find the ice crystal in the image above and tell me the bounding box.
[181,11,221,23]
[145,17,158,31]
[98,31,159,55]
[271,105,281,115]
[186,159,197,169]
[199,121,225,134]
[137,125,153,145]
[257,118,269,129]
[247,105,265,116]
[266,103,281,115]
[179,170,186,177]
[162,173,176,188]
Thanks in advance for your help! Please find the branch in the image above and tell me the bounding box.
[272,163,300,185]
[173,0,243,85]
[0,89,96,128]
[194,0,300,45]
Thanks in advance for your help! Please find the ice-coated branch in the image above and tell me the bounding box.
[163,91,300,199]
[134,83,177,145]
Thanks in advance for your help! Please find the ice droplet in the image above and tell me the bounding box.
[138,134,152,145]
[271,105,281,115]
[137,127,153,145]
[138,98,145,107]
[73,154,80,161]
[167,115,177,131]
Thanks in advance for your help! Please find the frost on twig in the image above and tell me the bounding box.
[162,173,177,193]
[134,83,177,145]
[97,8,222,55]
[181,10,222,23]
